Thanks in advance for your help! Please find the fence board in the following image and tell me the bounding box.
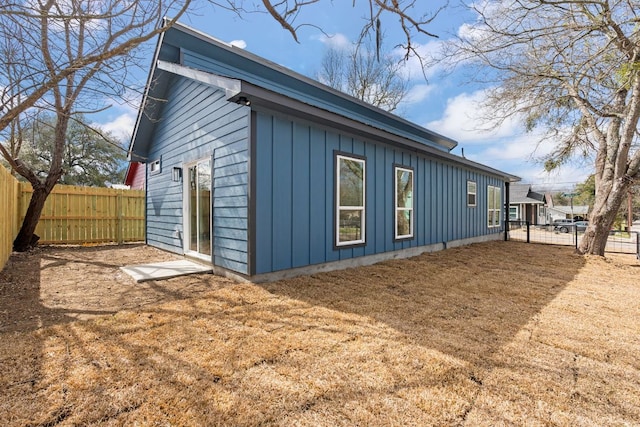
[0,164,20,271]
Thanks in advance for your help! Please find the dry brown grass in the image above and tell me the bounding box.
[0,241,639,426]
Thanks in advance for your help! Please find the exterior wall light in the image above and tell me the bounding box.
[172,166,182,182]
[237,96,251,106]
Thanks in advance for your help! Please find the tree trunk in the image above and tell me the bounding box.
[578,214,615,256]
[13,185,52,252]
[578,179,629,256]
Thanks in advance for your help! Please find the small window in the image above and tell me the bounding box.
[488,185,502,227]
[467,181,477,207]
[336,153,366,246]
[395,166,414,240]
[509,206,518,220]
[149,159,161,175]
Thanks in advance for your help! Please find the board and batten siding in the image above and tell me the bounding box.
[145,75,250,274]
[253,110,504,275]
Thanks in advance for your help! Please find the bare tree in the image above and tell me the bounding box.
[441,0,640,256]
[258,0,443,57]
[0,0,444,252]
[0,1,192,251]
[318,35,409,112]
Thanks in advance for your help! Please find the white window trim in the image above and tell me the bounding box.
[467,180,477,207]
[336,154,366,247]
[395,166,414,240]
[488,185,502,228]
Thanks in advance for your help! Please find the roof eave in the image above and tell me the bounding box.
[128,29,169,163]
[168,21,458,152]
[234,82,519,182]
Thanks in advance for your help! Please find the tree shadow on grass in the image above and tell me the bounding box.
[260,241,587,367]
[0,244,223,333]
[0,249,74,333]
[0,241,594,426]
[0,244,237,426]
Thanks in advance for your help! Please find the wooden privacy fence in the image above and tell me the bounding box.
[0,164,21,272]
[1,160,146,271]
[17,183,145,245]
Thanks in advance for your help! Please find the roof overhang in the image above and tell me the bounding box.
[156,60,241,98]
[164,21,458,152]
[231,81,519,182]
[128,21,519,182]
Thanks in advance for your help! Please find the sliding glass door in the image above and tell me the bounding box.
[185,158,211,259]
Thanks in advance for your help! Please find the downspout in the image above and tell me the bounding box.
[211,147,217,267]
[144,163,148,245]
[504,181,510,241]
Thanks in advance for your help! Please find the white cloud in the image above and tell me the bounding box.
[401,83,435,106]
[229,39,247,49]
[426,89,524,143]
[464,142,590,188]
[426,86,593,185]
[93,112,136,144]
[394,40,445,81]
[457,21,489,45]
[315,33,351,50]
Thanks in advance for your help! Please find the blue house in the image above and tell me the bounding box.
[128,21,519,282]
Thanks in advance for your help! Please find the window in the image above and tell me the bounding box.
[149,158,161,175]
[488,185,502,227]
[336,154,366,246]
[395,166,414,239]
[509,206,518,220]
[467,180,477,207]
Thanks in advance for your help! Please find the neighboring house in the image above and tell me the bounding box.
[509,183,548,225]
[544,191,589,221]
[124,162,145,190]
[127,21,520,281]
[548,205,589,221]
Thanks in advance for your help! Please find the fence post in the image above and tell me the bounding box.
[526,221,530,243]
[116,192,123,245]
[574,224,578,251]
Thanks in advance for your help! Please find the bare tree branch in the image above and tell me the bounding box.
[440,0,640,255]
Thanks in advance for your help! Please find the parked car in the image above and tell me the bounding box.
[554,220,589,233]
[575,221,589,232]
[552,219,573,233]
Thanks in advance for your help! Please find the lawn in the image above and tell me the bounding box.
[0,241,638,426]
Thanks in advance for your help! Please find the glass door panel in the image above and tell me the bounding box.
[186,159,212,258]
[189,166,198,252]
[198,160,211,256]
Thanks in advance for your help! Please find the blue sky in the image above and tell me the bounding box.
[98,2,591,190]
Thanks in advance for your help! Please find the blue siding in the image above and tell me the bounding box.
[254,113,273,274]
[272,117,293,271]
[292,123,311,267]
[308,129,327,265]
[254,111,506,274]
[145,75,249,274]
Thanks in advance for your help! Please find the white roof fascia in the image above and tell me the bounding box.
[156,60,241,98]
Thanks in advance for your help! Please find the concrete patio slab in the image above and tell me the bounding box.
[121,259,213,283]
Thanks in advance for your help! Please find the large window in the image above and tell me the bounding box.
[467,180,477,207]
[395,166,414,240]
[488,185,502,227]
[336,154,366,246]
